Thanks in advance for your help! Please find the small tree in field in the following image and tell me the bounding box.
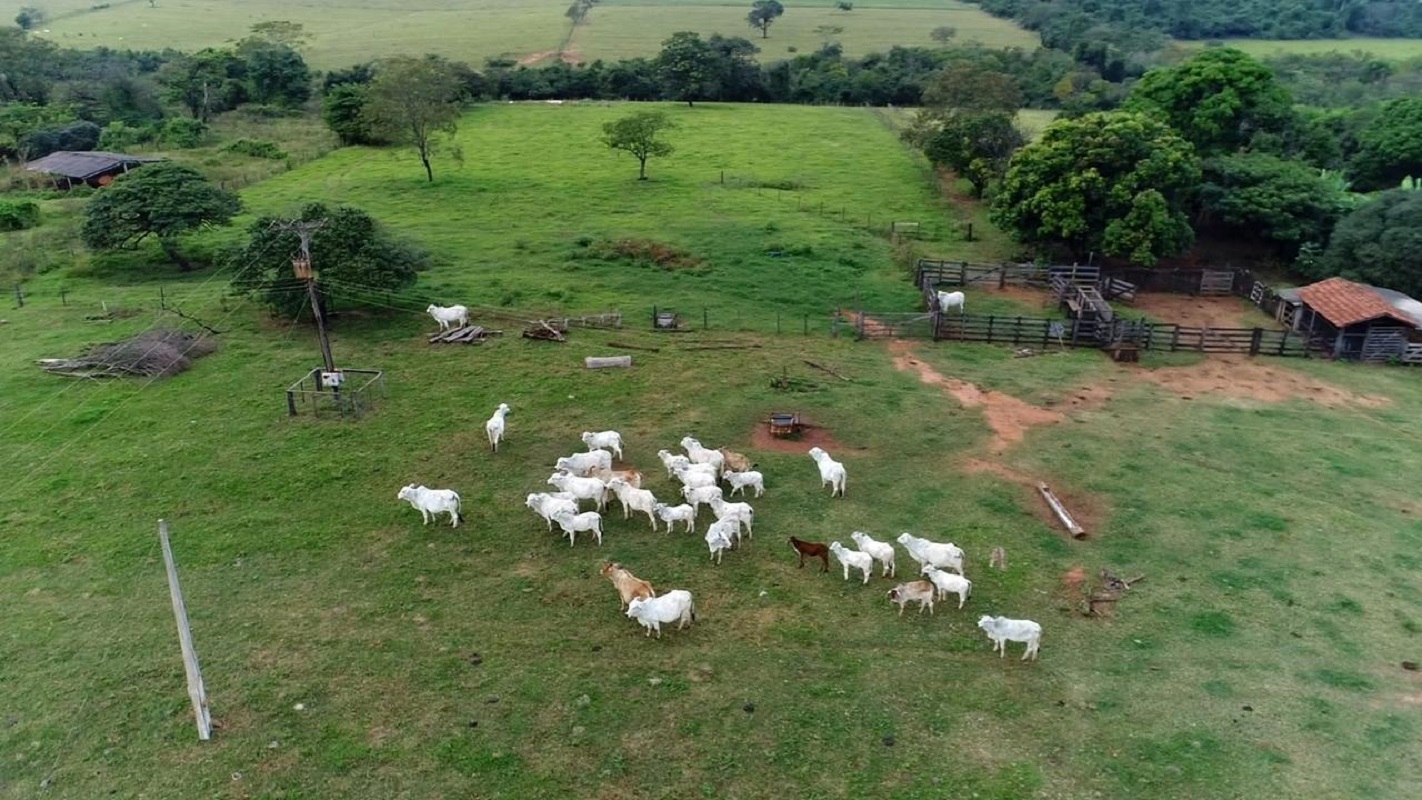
[747,1,785,40]
[364,56,465,182]
[82,163,241,271]
[602,111,676,180]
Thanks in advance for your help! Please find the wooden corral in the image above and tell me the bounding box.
[1294,278,1420,361]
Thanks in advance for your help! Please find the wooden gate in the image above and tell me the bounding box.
[1199,270,1235,296]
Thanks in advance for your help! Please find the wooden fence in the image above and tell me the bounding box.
[916,260,1263,299]
[1404,344,1422,365]
[878,311,1322,357]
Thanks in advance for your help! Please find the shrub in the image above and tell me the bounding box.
[98,121,157,151]
[585,238,706,271]
[159,118,208,149]
[0,199,41,231]
[223,139,288,160]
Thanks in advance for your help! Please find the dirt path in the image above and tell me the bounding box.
[889,340,1067,454]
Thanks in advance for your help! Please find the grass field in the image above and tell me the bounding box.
[6,0,1038,69]
[1175,37,1422,61]
[3,103,1421,799]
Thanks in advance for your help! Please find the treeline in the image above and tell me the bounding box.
[972,0,1422,41]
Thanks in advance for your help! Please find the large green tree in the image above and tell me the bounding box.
[363,56,465,182]
[1349,97,1422,191]
[1197,152,1351,258]
[158,48,247,123]
[747,1,785,39]
[230,203,427,319]
[656,31,718,107]
[322,83,384,146]
[602,110,676,180]
[1125,48,1293,155]
[1310,190,1422,299]
[922,112,1026,198]
[921,62,1023,115]
[991,111,1201,265]
[81,163,241,271]
[236,38,311,106]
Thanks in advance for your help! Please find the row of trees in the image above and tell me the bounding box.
[905,46,1422,296]
[973,0,1422,41]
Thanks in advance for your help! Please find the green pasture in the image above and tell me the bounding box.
[2,102,1421,799]
[7,0,1037,69]
[1175,37,1422,61]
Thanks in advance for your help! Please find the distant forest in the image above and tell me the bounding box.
[973,0,1422,40]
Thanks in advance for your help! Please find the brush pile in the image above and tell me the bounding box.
[38,329,218,379]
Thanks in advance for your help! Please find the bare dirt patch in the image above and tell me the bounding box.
[962,459,1110,536]
[1133,356,1391,408]
[984,284,1056,310]
[516,50,557,66]
[748,416,852,454]
[890,341,1064,454]
[1129,293,1273,329]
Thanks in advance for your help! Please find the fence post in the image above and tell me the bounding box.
[803,314,809,336]
[160,285,166,310]
[999,268,1006,290]
[1249,328,1263,357]
[703,307,708,331]
[158,519,212,741]
[987,315,995,343]
[776,312,781,335]
[720,170,724,185]
[14,284,22,308]
[966,222,974,242]
[60,289,68,306]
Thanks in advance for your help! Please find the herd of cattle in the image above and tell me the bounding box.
[394,403,1044,660]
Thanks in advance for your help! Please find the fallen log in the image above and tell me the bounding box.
[606,341,661,352]
[802,359,850,381]
[681,344,762,351]
[1038,482,1086,539]
[585,355,632,369]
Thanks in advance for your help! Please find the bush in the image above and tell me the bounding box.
[223,139,288,159]
[0,199,41,231]
[159,118,208,149]
[98,121,157,151]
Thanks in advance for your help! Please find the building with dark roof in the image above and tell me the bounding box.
[23,151,163,189]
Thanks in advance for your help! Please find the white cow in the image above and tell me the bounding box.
[525,492,578,531]
[653,502,697,534]
[936,290,964,314]
[922,565,972,609]
[977,615,1042,660]
[850,531,896,578]
[555,449,613,477]
[552,509,604,547]
[896,532,964,575]
[705,519,737,565]
[807,447,846,497]
[427,304,469,331]
[397,484,462,527]
[626,590,696,638]
[485,403,511,452]
[581,430,624,460]
[830,542,874,584]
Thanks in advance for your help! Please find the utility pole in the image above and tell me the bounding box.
[278,219,335,377]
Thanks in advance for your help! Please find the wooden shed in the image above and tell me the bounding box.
[1294,277,1419,361]
[23,150,163,189]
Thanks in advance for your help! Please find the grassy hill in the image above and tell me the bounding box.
[1,103,1420,799]
[6,0,1038,70]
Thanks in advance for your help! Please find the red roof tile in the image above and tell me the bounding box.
[1297,277,1415,328]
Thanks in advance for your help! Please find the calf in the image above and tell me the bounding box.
[719,448,753,473]
[887,581,936,616]
[581,430,624,460]
[600,562,654,610]
[657,449,692,478]
[722,469,765,498]
[626,590,696,638]
[977,615,1042,660]
[922,565,972,609]
[788,537,829,572]
[850,531,896,578]
[653,502,696,534]
[830,541,874,585]
[396,484,462,527]
[607,477,659,531]
[427,304,469,331]
[525,491,578,531]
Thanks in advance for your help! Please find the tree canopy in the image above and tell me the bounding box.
[991,111,1200,265]
[921,112,1026,198]
[81,163,241,271]
[602,110,677,180]
[747,1,786,39]
[1310,189,1422,298]
[1124,48,1293,155]
[1197,152,1352,258]
[1350,97,1422,191]
[363,56,466,182]
[657,31,720,107]
[230,203,427,319]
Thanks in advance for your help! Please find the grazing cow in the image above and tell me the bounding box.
[551,509,603,547]
[788,537,829,572]
[977,615,1042,660]
[525,492,578,531]
[922,565,972,609]
[653,502,697,534]
[850,531,896,578]
[626,590,696,638]
[705,519,737,565]
[396,484,462,527]
[581,431,624,460]
[830,541,874,585]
